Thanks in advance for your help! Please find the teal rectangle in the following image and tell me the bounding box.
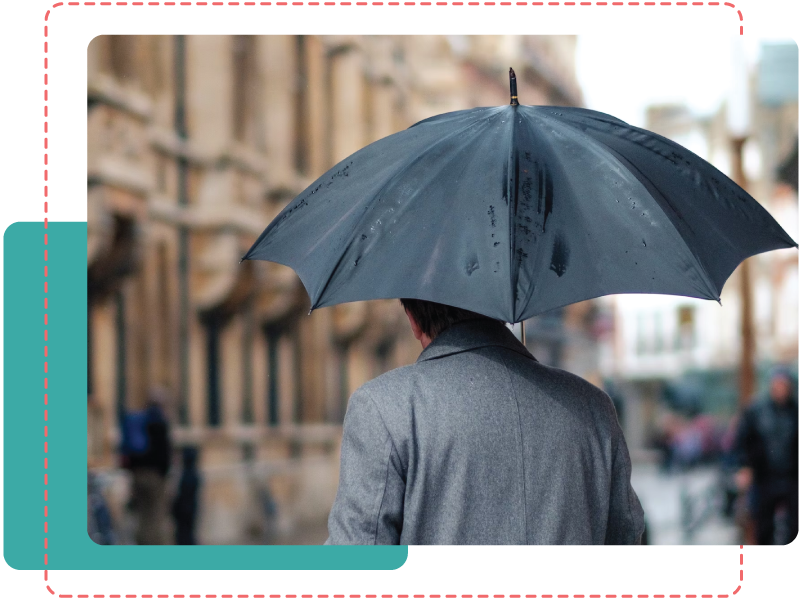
[3,221,407,570]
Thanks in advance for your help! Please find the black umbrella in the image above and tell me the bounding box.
[243,69,796,323]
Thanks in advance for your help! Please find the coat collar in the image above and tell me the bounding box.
[416,319,537,363]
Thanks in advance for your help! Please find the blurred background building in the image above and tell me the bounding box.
[597,42,798,453]
[85,35,588,545]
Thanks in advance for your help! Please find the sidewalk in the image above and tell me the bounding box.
[631,462,741,545]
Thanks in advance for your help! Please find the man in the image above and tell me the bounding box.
[734,368,799,545]
[326,299,644,545]
[122,388,172,545]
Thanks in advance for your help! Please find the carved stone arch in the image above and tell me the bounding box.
[87,209,143,304]
[329,302,369,348]
[360,299,406,352]
[252,261,308,330]
[192,230,257,318]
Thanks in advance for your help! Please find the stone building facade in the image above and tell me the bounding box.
[86,35,584,544]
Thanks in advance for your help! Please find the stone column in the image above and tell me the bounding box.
[258,36,297,189]
[92,299,119,465]
[297,310,333,423]
[304,36,328,177]
[330,44,365,164]
[278,333,298,424]
[186,36,234,156]
[252,326,268,425]
[188,313,207,428]
[221,315,245,428]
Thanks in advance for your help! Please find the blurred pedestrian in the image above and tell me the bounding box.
[734,367,798,544]
[121,387,172,545]
[720,414,743,520]
[172,447,201,545]
[88,471,117,545]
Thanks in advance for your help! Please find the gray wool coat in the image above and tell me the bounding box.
[325,318,645,545]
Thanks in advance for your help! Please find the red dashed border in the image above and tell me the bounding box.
[42,0,746,597]
[46,1,745,34]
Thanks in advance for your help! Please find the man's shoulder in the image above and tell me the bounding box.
[533,361,608,396]
[356,362,420,401]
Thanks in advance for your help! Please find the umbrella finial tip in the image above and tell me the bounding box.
[509,67,519,106]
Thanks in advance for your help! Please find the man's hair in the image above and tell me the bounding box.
[400,298,500,340]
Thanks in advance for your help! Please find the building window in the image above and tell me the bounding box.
[294,35,309,176]
[266,327,280,426]
[636,313,647,356]
[156,242,171,389]
[292,328,303,424]
[241,308,255,425]
[232,35,258,144]
[109,35,138,84]
[323,48,335,170]
[374,341,392,379]
[337,343,350,423]
[205,315,222,427]
[155,153,168,193]
[115,287,128,421]
[362,70,375,144]
[676,305,696,350]
[653,312,664,354]
[88,302,95,397]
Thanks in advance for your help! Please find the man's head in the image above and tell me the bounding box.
[769,368,794,406]
[400,298,498,348]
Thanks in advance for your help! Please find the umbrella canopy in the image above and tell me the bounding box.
[243,71,796,323]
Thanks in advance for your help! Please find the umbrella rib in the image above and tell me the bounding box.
[311,114,500,309]
[544,114,722,301]
[596,142,722,300]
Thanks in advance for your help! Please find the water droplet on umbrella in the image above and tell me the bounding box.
[642,239,647,247]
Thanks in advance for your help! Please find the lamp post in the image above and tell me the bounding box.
[728,39,756,409]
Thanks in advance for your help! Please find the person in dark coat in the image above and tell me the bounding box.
[734,367,799,544]
[326,299,644,545]
[172,447,201,545]
[124,388,172,545]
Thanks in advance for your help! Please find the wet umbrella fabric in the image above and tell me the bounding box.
[243,104,796,323]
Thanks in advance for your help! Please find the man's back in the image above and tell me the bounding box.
[326,319,644,545]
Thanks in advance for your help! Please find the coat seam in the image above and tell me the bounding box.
[497,352,528,544]
[361,389,405,543]
[372,436,396,544]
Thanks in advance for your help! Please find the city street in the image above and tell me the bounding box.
[631,462,741,545]
[268,463,742,546]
